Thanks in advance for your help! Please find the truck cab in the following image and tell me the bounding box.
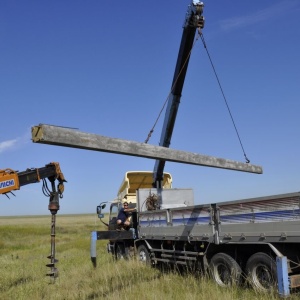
[97,171,172,232]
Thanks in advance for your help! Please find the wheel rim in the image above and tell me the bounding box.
[139,249,147,262]
[116,246,125,260]
[214,263,231,286]
[252,264,274,290]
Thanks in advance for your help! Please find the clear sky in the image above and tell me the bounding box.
[1,0,299,216]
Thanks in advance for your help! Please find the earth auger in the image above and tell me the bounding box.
[0,162,66,280]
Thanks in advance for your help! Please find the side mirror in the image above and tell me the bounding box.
[96,203,106,214]
[97,203,107,219]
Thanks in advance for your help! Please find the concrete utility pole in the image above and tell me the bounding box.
[31,124,263,174]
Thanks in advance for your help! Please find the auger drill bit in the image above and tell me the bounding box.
[46,184,60,280]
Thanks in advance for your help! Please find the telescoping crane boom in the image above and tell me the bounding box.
[90,0,207,267]
[0,162,66,278]
[153,1,204,188]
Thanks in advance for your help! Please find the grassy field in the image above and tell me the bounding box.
[0,214,299,300]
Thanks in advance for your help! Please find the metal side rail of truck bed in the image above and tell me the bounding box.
[138,191,300,243]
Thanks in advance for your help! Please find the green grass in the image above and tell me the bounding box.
[0,214,299,299]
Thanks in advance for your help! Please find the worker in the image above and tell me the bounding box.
[116,201,135,230]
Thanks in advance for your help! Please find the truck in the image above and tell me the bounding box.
[94,179,300,295]
[91,1,300,296]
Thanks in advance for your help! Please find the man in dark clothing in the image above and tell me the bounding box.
[117,201,135,229]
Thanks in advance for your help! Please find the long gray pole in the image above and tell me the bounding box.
[32,124,263,174]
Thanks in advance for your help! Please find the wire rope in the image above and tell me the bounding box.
[198,30,250,163]
[144,28,250,163]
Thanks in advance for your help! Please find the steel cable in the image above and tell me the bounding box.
[198,30,250,163]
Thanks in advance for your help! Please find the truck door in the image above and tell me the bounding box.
[108,203,119,230]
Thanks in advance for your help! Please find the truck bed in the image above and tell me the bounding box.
[138,190,300,244]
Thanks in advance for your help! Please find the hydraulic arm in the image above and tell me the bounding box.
[0,162,65,196]
[153,1,205,187]
[0,162,66,279]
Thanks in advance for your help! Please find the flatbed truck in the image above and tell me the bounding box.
[92,174,300,296]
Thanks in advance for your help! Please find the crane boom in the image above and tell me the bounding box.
[153,1,205,186]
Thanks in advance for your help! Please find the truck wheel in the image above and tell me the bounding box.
[115,243,128,260]
[209,253,242,287]
[246,252,277,292]
[137,244,151,265]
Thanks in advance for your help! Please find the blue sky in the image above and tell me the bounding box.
[1,0,299,216]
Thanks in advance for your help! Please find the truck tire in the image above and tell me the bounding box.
[246,252,277,292]
[115,243,128,260]
[209,253,242,287]
[137,244,151,265]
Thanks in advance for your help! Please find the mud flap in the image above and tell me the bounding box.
[90,230,134,267]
